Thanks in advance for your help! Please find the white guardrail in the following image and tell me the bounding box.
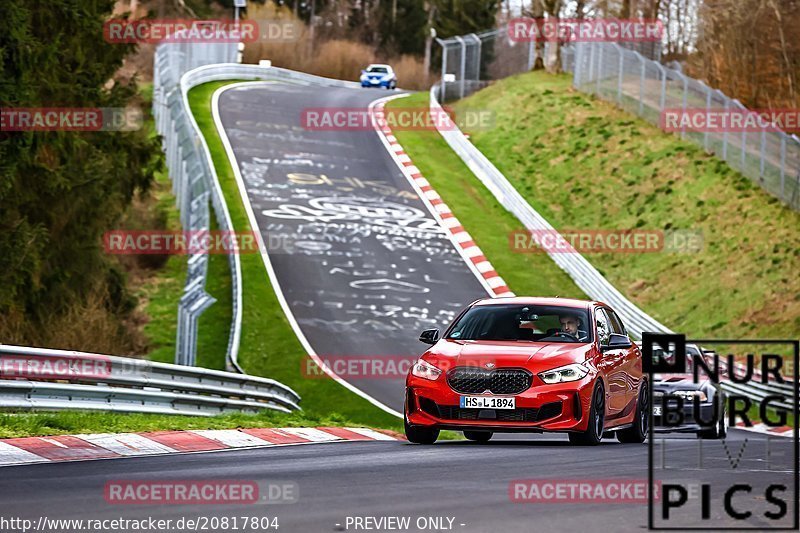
[153,40,360,370]
[429,86,797,409]
[0,345,301,416]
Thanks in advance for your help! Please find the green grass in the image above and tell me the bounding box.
[0,410,384,439]
[387,95,587,300]
[389,72,800,341]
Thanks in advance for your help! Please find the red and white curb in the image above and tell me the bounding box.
[0,427,402,467]
[370,97,514,299]
[733,422,794,438]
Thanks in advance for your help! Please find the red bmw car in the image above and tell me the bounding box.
[404,297,648,445]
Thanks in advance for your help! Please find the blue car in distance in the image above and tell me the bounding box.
[360,64,397,89]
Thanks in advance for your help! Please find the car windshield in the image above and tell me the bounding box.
[447,304,593,343]
[367,66,389,73]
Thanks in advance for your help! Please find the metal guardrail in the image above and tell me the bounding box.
[153,34,361,370]
[153,39,240,370]
[0,345,300,416]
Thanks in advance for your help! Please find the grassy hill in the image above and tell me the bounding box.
[388,71,800,341]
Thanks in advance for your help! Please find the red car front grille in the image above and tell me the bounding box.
[446,367,532,395]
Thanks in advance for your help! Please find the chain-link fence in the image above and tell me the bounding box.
[573,41,800,211]
[435,24,660,103]
[436,27,546,102]
[152,37,239,368]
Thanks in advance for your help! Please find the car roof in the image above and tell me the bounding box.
[367,64,392,69]
[471,297,600,310]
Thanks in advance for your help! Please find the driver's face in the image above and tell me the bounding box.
[559,317,579,335]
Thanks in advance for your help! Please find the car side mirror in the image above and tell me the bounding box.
[602,333,633,351]
[419,328,440,345]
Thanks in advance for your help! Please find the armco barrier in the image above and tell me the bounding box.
[0,345,300,416]
[153,44,360,370]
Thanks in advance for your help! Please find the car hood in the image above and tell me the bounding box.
[424,339,593,372]
[653,374,710,391]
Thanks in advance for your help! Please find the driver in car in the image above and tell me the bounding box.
[559,314,589,342]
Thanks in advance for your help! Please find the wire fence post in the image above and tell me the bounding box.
[455,35,466,99]
[681,74,689,140]
[780,135,787,196]
[527,36,535,70]
[617,47,624,103]
[596,44,604,94]
[440,39,447,102]
[722,96,730,161]
[703,85,711,152]
[471,33,482,82]
[638,53,645,115]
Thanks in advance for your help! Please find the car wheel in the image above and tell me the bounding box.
[697,394,727,439]
[617,382,649,443]
[463,431,493,443]
[404,417,439,444]
[569,382,605,446]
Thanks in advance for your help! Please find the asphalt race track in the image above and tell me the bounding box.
[215,83,488,412]
[0,429,795,532]
[0,83,796,533]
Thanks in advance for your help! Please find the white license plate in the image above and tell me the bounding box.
[460,396,516,409]
[653,406,662,416]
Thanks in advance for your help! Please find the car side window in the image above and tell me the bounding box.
[596,308,611,346]
[604,308,625,335]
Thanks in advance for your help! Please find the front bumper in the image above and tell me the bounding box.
[653,398,719,433]
[405,373,597,433]
[361,78,389,87]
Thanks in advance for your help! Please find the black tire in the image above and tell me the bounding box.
[697,393,727,439]
[404,417,439,444]
[463,431,493,443]
[569,382,606,446]
[617,382,649,443]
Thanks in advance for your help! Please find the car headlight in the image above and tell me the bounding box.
[360,74,368,81]
[538,363,589,384]
[411,359,442,381]
[670,390,708,402]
